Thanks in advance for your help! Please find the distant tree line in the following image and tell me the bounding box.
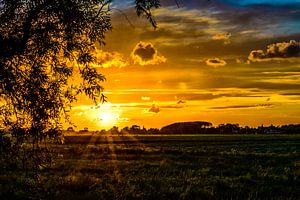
[67,121,300,135]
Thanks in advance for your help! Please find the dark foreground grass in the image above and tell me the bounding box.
[1,135,299,200]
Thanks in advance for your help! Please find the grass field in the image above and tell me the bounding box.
[1,135,299,200]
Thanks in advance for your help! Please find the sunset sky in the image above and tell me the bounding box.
[68,0,300,130]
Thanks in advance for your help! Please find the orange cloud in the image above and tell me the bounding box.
[131,42,166,65]
[212,32,231,44]
[248,40,300,62]
[148,104,160,113]
[91,48,127,68]
[141,96,151,101]
[205,58,227,67]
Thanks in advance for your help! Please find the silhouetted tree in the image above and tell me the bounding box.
[218,123,240,134]
[0,0,160,175]
[160,121,213,134]
[147,128,159,134]
[121,126,130,135]
[110,126,119,135]
[130,125,141,135]
[67,127,75,132]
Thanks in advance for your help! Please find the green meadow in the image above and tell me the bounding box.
[1,135,299,200]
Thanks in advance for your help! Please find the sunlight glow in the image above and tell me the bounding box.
[98,103,120,128]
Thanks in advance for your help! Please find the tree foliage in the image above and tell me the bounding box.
[0,0,160,173]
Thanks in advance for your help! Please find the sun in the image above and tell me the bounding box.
[100,111,119,127]
[98,103,120,128]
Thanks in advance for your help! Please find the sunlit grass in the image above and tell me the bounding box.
[2,135,299,199]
